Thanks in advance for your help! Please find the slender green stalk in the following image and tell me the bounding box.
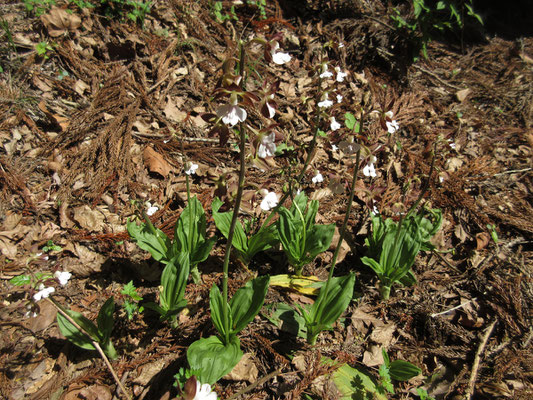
[220,40,247,345]
[311,108,366,332]
[259,105,322,230]
[314,147,361,326]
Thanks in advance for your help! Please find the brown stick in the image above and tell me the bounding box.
[463,319,497,400]
[48,298,133,400]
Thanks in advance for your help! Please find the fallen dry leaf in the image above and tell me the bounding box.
[456,88,471,102]
[65,385,112,400]
[476,232,491,250]
[40,7,81,37]
[73,205,105,232]
[143,145,172,177]
[224,353,259,383]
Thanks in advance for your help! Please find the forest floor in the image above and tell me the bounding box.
[0,0,532,399]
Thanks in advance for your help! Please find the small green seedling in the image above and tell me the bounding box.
[42,240,62,253]
[121,280,143,320]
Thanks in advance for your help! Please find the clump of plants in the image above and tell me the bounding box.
[390,0,483,59]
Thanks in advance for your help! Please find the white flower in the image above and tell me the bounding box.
[320,69,333,79]
[330,117,341,131]
[385,111,394,119]
[33,284,55,301]
[145,201,159,216]
[54,271,72,286]
[372,205,379,214]
[363,163,377,178]
[336,94,343,103]
[185,163,199,175]
[386,120,399,134]
[193,381,217,400]
[216,103,247,127]
[331,144,338,151]
[318,98,333,108]
[271,42,292,65]
[335,67,347,82]
[257,132,276,158]
[260,191,278,211]
[448,141,456,150]
[312,172,324,184]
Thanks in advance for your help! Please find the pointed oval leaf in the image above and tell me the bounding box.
[187,335,243,385]
[229,275,270,334]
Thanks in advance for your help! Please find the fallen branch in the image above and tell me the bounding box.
[47,298,133,400]
[463,319,497,400]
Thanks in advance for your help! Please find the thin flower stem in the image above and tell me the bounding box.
[221,123,246,345]
[47,298,132,400]
[314,148,361,320]
[220,40,247,345]
[313,108,365,330]
[259,106,322,230]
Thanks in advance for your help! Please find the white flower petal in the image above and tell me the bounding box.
[312,173,324,184]
[185,163,199,175]
[319,70,334,79]
[217,104,247,127]
[193,381,217,400]
[260,191,278,211]
[272,51,292,65]
[386,120,399,134]
[317,99,333,108]
[33,286,55,301]
[266,101,276,118]
[363,163,377,178]
[330,117,341,131]
[54,271,72,286]
[336,94,343,103]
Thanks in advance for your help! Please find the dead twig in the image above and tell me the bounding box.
[226,368,283,400]
[463,319,497,400]
[47,298,133,400]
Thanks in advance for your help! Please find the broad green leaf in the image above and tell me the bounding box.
[187,334,243,385]
[101,339,118,360]
[344,112,357,131]
[191,237,216,266]
[127,219,171,263]
[97,297,115,343]
[290,192,308,217]
[312,273,355,329]
[160,253,190,315]
[57,309,100,351]
[304,199,319,230]
[388,359,421,381]
[210,284,230,338]
[245,223,279,262]
[304,223,335,260]
[9,274,31,286]
[327,359,387,400]
[361,256,384,276]
[277,207,303,265]
[229,275,270,334]
[262,302,307,338]
[212,197,248,255]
